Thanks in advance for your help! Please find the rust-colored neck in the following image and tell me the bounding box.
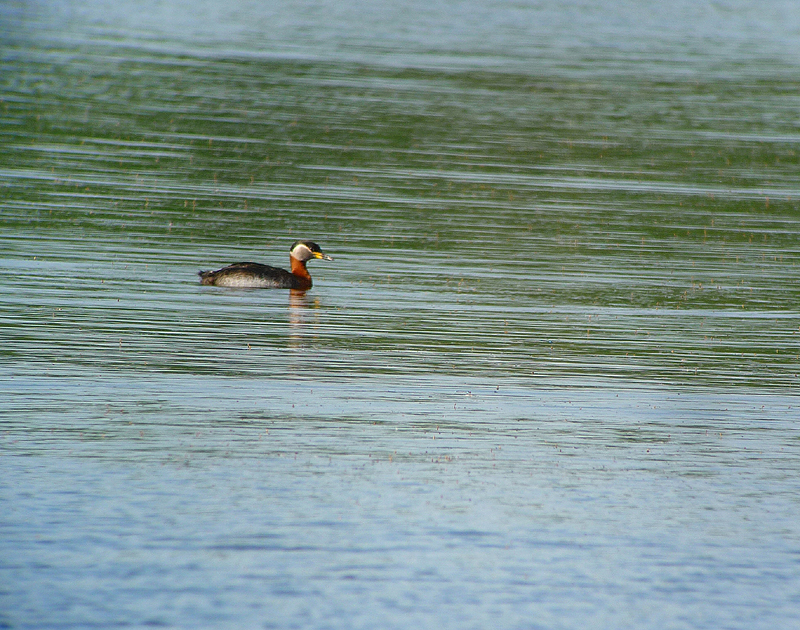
[290,256,312,290]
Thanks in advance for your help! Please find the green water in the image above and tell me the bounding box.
[4,51,799,384]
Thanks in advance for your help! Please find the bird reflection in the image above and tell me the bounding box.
[288,289,322,349]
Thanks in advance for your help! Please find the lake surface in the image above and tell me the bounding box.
[2,1,800,628]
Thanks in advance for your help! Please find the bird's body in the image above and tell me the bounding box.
[199,262,310,289]
[199,240,332,290]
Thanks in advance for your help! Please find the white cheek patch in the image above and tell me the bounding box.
[292,243,313,259]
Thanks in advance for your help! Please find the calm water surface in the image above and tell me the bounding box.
[2,1,800,628]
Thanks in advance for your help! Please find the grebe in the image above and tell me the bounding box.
[199,240,333,290]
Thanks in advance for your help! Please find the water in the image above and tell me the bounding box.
[2,1,800,628]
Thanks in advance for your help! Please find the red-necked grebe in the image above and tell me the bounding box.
[199,240,333,290]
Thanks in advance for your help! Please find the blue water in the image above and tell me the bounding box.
[3,376,798,628]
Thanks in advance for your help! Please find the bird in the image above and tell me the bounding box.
[199,240,333,290]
